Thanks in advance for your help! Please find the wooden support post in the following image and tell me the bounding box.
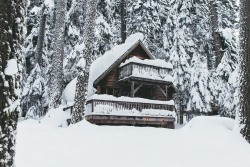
[131,81,135,97]
[165,85,168,101]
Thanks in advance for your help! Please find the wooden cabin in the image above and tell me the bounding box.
[85,39,177,129]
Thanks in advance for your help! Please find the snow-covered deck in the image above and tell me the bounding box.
[86,94,175,118]
[86,94,176,128]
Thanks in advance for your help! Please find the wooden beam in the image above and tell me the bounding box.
[131,81,135,97]
[134,84,143,94]
[157,85,166,97]
[165,85,168,100]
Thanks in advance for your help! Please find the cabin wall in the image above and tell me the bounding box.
[126,45,150,60]
[155,87,166,101]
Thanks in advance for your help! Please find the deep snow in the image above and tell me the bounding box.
[16,115,250,167]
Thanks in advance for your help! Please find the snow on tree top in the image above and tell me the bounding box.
[120,57,173,69]
[4,59,18,76]
[44,0,54,8]
[125,32,144,43]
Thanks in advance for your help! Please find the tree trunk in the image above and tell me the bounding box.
[49,0,67,108]
[36,5,47,67]
[120,0,126,43]
[0,0,24,166]
[239,0,250,143]
[71,0,97,124]
[210,0,222,68]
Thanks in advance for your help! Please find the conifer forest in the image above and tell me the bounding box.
[0,0,250,167]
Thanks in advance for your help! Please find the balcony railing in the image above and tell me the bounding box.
[119,62,172,82]
[87,98,175,117]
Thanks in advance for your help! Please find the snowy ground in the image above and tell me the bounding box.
[16,115,250,167]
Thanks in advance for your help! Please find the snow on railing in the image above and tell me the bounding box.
[86,95,175,117]
[119,62,173,82]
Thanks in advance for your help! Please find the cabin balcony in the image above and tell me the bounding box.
[118,58,173,85]
[86,94,176,128]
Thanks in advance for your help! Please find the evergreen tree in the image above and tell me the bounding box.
[93,0,114,59]
[188,54,211,113]
[21,0,54,118]
[214,0,239,116]
[221,67,239,118]
[167,0,196,104]
[64,0,86,83]
[126,0,164,57]
[239,0,250,143]
[71,0,97,124]
[0,0,24,166]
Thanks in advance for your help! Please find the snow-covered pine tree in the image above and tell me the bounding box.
[221,67,239,118]
[214,0,239,117]
[93,0,114,59]
[64,0,114,85]
[239,0,250,143]
[190,0,214,113]
[71,0,97,124]
[0,0,24,166]
[164,0,214,114]
[167,0,196,105]
[109,0,122,44]
[49,0,67,108]
[21,0,54,118]
[64,0,87,83]
[188,54,211,113]
[126,0,164,57]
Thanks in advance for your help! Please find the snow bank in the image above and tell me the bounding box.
[62,78,77,105]
[183,116,234,131]
[120,56,173,69]
[41,105,71,127]
[4,59,18,75]
[16,116,250,167]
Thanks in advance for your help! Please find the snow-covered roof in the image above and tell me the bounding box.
[120,57,173,69]
[88,33,154,96]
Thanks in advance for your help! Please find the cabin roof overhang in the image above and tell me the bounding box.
[93,40,154,87]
